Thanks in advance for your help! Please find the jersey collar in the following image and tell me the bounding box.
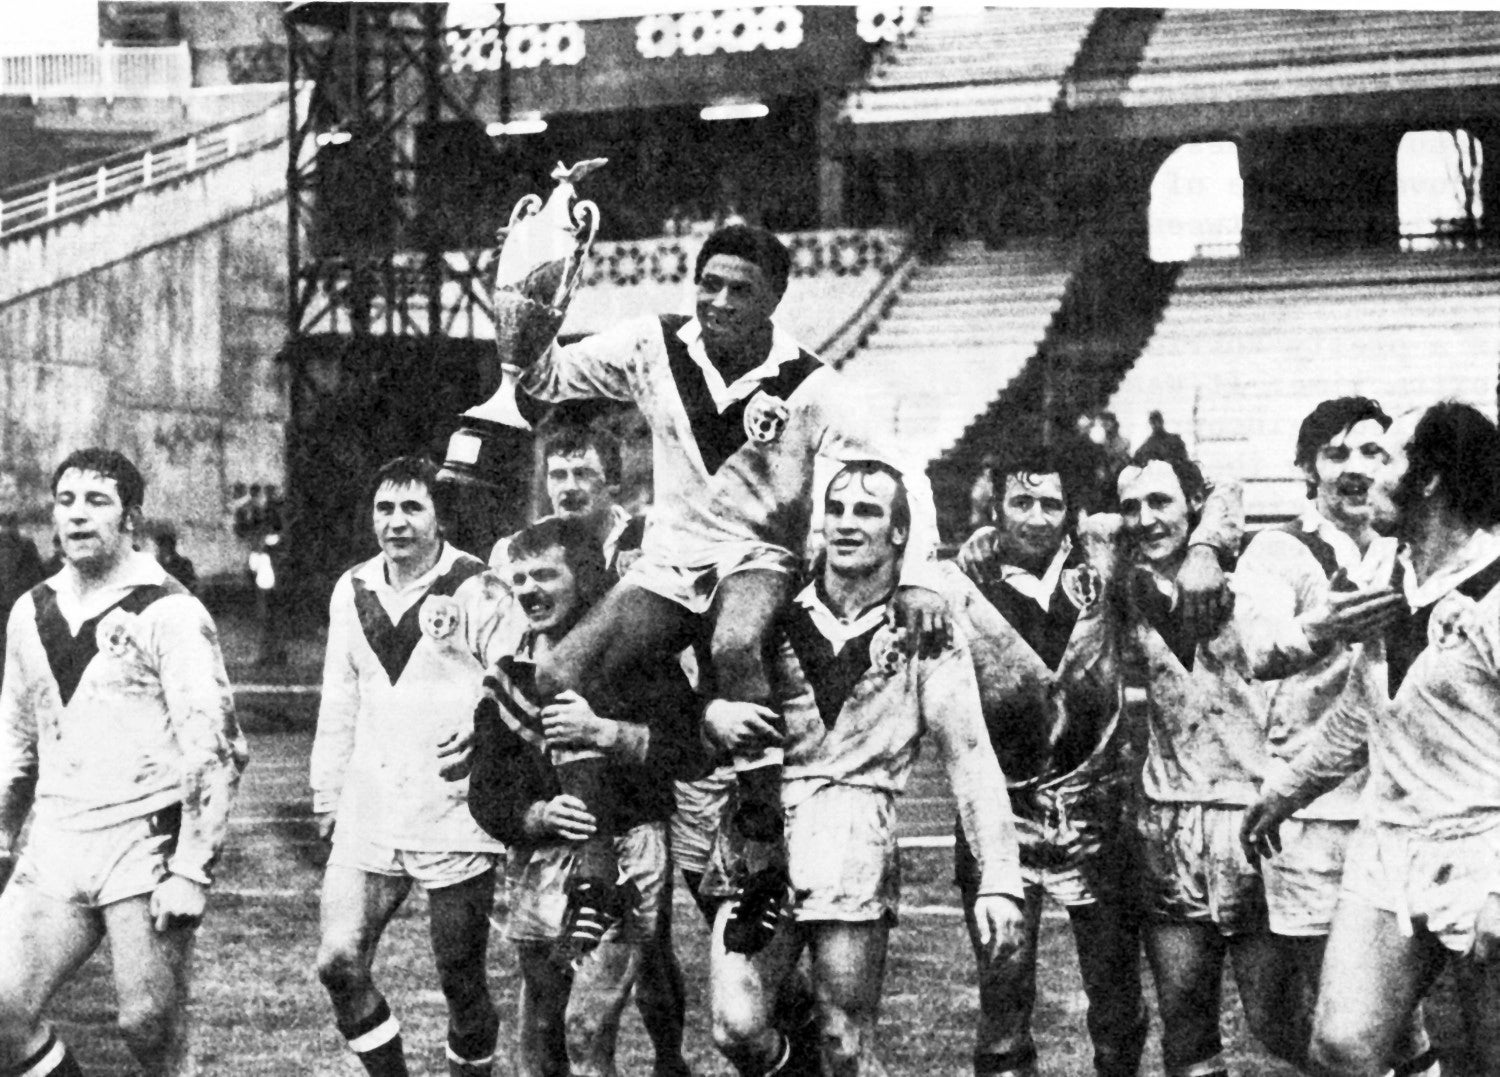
[678,317,801,413]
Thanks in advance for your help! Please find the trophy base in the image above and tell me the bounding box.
[438,416,526,489]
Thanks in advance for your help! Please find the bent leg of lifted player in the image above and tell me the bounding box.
[0,883,101,1076]
[809,919,892,1077]
[535,581,699,708]
[104,894,199,1075]
[711,900,807,1076]
[428,868,500,1077]
[965,883,1045,1077]
[1144,922,1230,1077]
[1305,897,1433,1077]
[316,866,414,1076]
[711,570,797,954]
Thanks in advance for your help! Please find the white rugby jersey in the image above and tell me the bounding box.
[774,581,1025,901]
[1264,528,1500,841]
[1123,567,1268,806]
[0,552,247,885]
[1234,510,1396,821]
[311,543,508,853]
[520,315,940,586]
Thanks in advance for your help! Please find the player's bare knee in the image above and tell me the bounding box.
[1308,1029,1383,1077]
[563,1005,608,1063]
[117,997,178,1061]
[315,939,369,998]
[818,1007,868,1074]
[710,990,766,1056]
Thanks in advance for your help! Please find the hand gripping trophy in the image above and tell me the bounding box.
[441,160,633,964]
[439,158,607,486]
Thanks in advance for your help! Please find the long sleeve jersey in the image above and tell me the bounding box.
[1264,529,1500,852]
[771,581,1025,901]
[310,544,507,853]
[519,314,940,586]
[1233,510,1396,820]
[0,553,247,885]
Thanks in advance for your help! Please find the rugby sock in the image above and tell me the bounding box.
[5,1031,83,1077]
[1391,1047,1441,1077]
[758,1032,793,1076]
[446,1014,498,1076]
[1165,1057,1228,1077]
[973,1045,1037,1076]
[338,998,408,1077]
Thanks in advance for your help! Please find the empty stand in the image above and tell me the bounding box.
[1120,9,1500,106]
[1108,250,1500,518]
[844,8,1098,123]
[838,239,1070,467]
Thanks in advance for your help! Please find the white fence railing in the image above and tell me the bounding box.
[0,42,192,99]
[0,97,288,241]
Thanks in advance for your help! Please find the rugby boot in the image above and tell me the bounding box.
[553,877,639,968]
[723,862,790,954]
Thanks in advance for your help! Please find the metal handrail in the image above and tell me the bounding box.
[0,94,292,242]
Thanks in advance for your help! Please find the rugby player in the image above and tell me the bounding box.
[311,456,507,1077]
[702,460,1025,1076]
[1115,451,1285,1077]
[1243,401,1500,1076]
[463,516,702,1077]
[516,223,950,952]
[486,422,692,1076]
[0,448,248,1077]
[1233,398,1436,1074]
[488,423,641,580]
[952,446,1147,1077]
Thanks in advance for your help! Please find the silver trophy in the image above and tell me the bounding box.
[439,158,606,486]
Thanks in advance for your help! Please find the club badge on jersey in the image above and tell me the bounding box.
[419,595,462,641]
[744,391,789,444]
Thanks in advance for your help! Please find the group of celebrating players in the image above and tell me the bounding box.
[0,222,1496,1077]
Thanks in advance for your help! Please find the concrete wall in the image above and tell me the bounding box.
[0,143,288,578]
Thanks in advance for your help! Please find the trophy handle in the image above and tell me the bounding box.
[555,199,601,309]
[509,193,544,229]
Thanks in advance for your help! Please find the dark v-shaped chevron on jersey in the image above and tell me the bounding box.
[779,602,880,730]
[1384,553,1500,697]
[351,558,486,685]
[32,581,177,706]
[658,314,821,476]
[1129,568,1198,671]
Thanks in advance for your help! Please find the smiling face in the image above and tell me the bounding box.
[53,468,133,576]
[823,468,907,580]
[372,480,442,574]
[695,254,779,359]
[510,544,580,637]
[1307,418,1388,532]
[995,471,1068,571]
[1118,460,1197,570]
[545,447,608,519]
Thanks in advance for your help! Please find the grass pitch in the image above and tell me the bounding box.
[37,693,1480,1075]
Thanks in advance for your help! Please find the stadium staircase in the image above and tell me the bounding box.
[1107,250,1500,520]
[836,238,1071,487]
[931,241,1181,531]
